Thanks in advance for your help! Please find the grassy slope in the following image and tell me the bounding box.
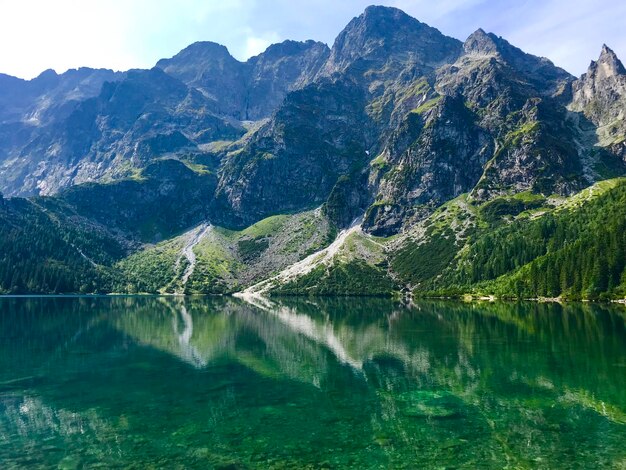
[117,209,335,294]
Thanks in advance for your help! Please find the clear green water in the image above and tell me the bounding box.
[0,297,625,469]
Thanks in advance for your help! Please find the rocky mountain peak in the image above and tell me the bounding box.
[154,38,330,120]
[462,28,534,66]
[156,41,239,83]
[163,41,234,61]
[319,5,461,80]
[331,5,428,54]
[31,68,61,89]
[35,68,60,79]
[574,45,626,98]
[463,28,500,55]
[588,44,626,80]
[361,5,415,23]
[244,39,330,119]
[571,44,626,137]
[454,27,572,95]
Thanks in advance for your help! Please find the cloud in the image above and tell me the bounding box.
[244,32,281,59]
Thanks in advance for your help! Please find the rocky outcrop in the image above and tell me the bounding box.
[59,159,215,243]
[460,28,572,95]
[571,45,626,149]
[212,78,372,228]
[156,42,246,118]
[323,171,372,228]
[364,95,492,235]
[363,25,584,233]
[246,40,330,120]
[471,98,586,201]
[319,6,461,84]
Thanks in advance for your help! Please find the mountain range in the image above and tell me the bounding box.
[1,5,625,299]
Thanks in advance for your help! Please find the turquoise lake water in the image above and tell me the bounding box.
[0,296,625,468]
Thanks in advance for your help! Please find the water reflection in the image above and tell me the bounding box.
[0,296,624,468]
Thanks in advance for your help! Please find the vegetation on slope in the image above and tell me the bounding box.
[0,158,220,294]
[115,237,185,294]
[395,178,626,300]
[2,173,626,300]
[114,210,335,295]
[273,259,395,297]
[0,198,122,294]
[274,231,397,297]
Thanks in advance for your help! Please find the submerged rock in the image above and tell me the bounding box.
[398,390,464,419]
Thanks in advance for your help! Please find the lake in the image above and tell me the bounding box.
[0,296,625,468]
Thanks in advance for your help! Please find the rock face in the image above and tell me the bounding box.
[246,40,330,120]
[0,67,124,125]
[212,77,372,228]
[318,6,461,83]
[362,25,586,234]
[1,5,625,241]
[0,68,244,196]
[156,42,246,119]
[573,45,626,107]
[571,45,626,152]
[365,95,493,235]
[0,40,329,196]
[59,159,216,243]
[0,67,125,194]
[156,39,330,120]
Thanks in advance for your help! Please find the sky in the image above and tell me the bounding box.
[0,0,624,80]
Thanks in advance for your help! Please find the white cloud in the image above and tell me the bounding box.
[243,32,281,59]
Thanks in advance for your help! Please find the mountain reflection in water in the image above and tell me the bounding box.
[0,296,624,468]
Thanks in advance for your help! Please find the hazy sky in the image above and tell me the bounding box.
[0,0,624,79]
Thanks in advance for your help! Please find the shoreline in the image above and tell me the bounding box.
[0,292,625,305]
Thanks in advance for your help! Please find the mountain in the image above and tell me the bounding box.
[571,45,626,160]
[1,6,625,299]
[213,6,464,228]
[0,40,329,196]
[0,67,124,125]
[0,67,125,194]
[318,6,461,83]
[1,68,244,196]
[157,40,330,120]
